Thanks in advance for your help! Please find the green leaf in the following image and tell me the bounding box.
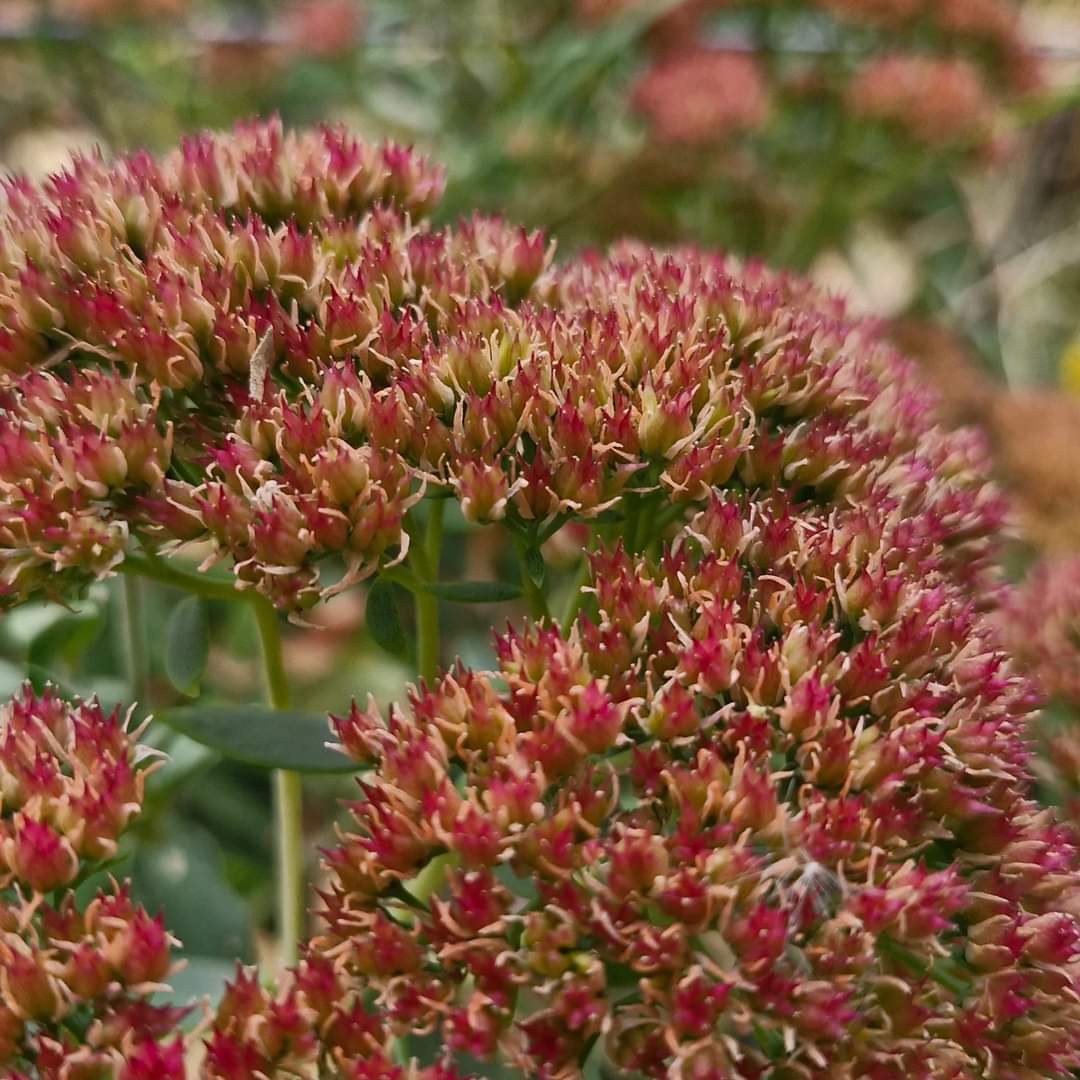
[421,580,522,604]
[589,509,624,525]
[0,658,26,699]
[580,1034,604,1079]
[367,577,409,659]
[156,956,237,1024]
[145,731,217,800]
[524,546,546,589]
[160,704,356,774]
[752,1023,786,1060]
[26,664,75,698]
[28,606,104,671]
[164,596,209,696]
[131,815,251,962]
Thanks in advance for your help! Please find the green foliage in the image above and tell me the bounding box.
[161,704,358,773]
[421,580,522,603]
[164,596,210,696]
[366,576,410,660]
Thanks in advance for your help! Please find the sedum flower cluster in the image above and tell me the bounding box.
[0,686,184,1078]
[0,116,1000,616]
[619,0,1037,152]
[999,556,1080,712]
[0,117,505,612]
[275,242,1073,1076]
[311,537,1080,1075]
[0,117,1076,1078]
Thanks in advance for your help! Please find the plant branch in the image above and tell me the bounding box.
[120,552,241,603]
[252,594,304,974]
[559,550,592,634]
[119,574,150,707]
[518,542,550,622]
[411,500,445,684]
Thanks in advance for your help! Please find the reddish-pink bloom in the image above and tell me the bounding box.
[847,54,994,148]
[632,50,769,145]
[0,687,183,1073]
[999,556,1080,709]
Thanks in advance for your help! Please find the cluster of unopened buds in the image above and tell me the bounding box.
[998,557,1080,840]
[614,0,1037,153]
[307,508,1080,1078]
[0,115,1004,616]
[999,556,1080,712]
[0,686,184,1077]
[1,116,1079,1078]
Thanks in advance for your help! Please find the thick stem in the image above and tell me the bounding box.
[411,500,445,684]
[121,552,240,602]
[516,537,550,622]
[406,851,460,905]
[270,770,303,968]
[252,595,304,972]
[394,500,447,1064]
[559,552,592,635]
[123,553,305,969]
[119,574,150,706]
[522,571,550,622]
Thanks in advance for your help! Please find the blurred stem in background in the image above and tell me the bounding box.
[560,549,592,634]
[252,594,303,972]
[120,574,150,706]
[120,550,305,967]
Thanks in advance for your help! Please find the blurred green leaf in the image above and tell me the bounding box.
[26,665,76,698]
[524,547,546,589]
[0,602,74,649]
[131,816,251,961]
[367,577,409,659]
[0,658,25,698]
[156,955,237,1026]
[421,580,521,604]
[161,704,356,774]
[164,596,210,696]
[28,605,104,671]
[145,731,218,801]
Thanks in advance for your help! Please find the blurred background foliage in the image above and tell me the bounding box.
[2,0,1080,1014]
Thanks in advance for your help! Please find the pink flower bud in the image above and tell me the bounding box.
[4,816,78,893]
[1,945,62,1020]
[455,459,511,524]
[105,910,173,986]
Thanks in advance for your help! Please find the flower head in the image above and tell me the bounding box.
[313,511,1080,1075]
[999,556,1080,710]
[0,685,184,1073]
[632,50,769,145]
[847,54,994,149]
[0,117,1007,619]
[285,242,1080,1077]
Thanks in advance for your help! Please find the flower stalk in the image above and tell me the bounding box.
[412,499,445,684]
[120,573,150,706]
[252,594,304,973]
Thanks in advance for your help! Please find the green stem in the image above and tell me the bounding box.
[119,574,150,706]
[120,552,240,602]
[559,552,592,635]
[520,558,550,622]
[406,851,459,905]
[623,497,642,555]
[252,595,304,973]
[122,551,305,970]
[411,500,445,684]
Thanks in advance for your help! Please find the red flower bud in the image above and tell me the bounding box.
[4,816,78,893]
